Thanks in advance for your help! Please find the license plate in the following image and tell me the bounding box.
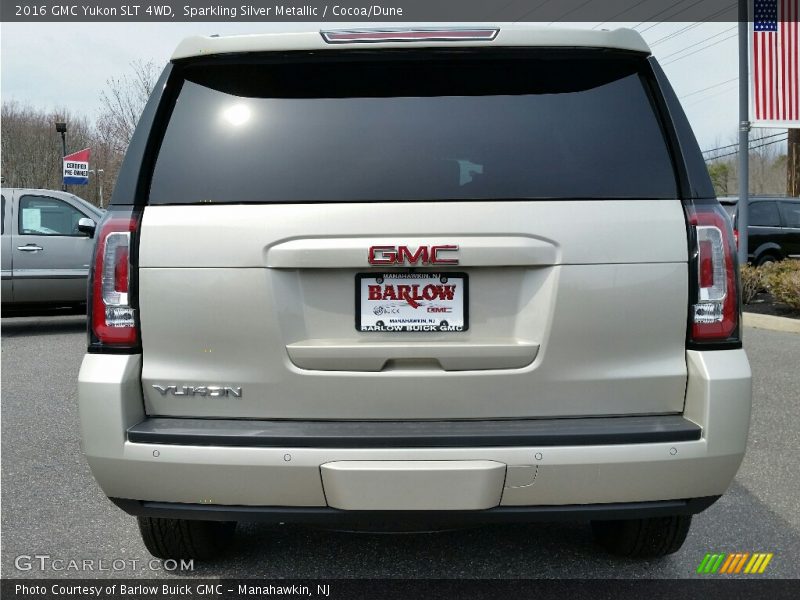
[356,273,468,332]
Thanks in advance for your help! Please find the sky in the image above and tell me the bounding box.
[0,21,744,151]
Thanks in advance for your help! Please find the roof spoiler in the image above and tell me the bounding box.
[320,28,500,44]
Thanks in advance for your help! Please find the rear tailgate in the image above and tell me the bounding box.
[138,201,687,419]
[136,48,689,420]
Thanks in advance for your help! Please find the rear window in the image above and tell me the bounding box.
[149,52,678,204]
[780,202,800,228]
[750,201,781,227]
[721,203,737,221]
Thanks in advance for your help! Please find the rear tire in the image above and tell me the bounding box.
[591,515,692,558]
[756,253,779,267]
[137,517,236,560]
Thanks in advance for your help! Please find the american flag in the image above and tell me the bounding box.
[753,0,799,122]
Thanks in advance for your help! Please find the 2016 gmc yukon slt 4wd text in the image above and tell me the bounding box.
[78,27,752,560]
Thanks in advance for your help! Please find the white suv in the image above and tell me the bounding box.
[78,27,752,560]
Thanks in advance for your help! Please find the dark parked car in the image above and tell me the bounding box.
[719,196,800,265]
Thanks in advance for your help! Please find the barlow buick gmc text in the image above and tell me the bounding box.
[78,27,752,560]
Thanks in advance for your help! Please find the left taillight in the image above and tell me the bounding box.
[88,208,142,352]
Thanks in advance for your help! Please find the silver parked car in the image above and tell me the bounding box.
[78,27,752,561]
[2,188,102,309]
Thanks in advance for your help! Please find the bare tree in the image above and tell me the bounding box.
[92,59,160,202]
[97,60,160,155]
[708,162,733,196]
[705,128,789,196]
[1,101,94,192]
[749,128,787,194]
[1,61,160,205]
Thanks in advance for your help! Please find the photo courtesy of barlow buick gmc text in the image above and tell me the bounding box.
[1,2,800,599]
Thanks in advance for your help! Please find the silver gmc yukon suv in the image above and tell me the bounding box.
[78,27,752,560]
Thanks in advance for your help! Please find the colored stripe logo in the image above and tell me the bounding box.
[697,552,774,574]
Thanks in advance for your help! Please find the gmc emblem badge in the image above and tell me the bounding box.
[368,245,459,265]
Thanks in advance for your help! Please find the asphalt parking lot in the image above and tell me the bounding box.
[1,315,799,579]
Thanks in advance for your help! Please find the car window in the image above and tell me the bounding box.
[779,202,800,228]
[749,201,781,227]
[68,193,100,217]
[150,53,677,204]
[721,203,737,221]
[18,195,86,236]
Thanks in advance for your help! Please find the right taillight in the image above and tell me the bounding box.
[686,202,741,347]
[88,208,141,351]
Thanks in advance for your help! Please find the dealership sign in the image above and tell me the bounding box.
[63,148,90,185]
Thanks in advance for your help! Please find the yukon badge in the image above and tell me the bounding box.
[152,384,242,398]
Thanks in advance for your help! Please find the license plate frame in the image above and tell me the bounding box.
[355,272,469,333]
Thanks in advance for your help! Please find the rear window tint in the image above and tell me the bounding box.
[750,201,781,227]
[721,203,737,220]
[780,202,800,228]
[149,53,678,204]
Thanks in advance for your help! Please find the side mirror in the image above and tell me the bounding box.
[77,217,96,238]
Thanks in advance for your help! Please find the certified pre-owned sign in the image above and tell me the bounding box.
[356,273,468,332]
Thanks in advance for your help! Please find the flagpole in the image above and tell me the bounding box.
[738,0,750,266]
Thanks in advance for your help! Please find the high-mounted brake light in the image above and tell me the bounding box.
[90,209,141,349]
[321,28,499,44]
[687,203,740,345]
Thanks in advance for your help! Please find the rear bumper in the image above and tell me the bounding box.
[111,496,721,524]
[78,349,751,514]
[127,414,702,448]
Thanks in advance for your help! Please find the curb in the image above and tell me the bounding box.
[743,311,800,334]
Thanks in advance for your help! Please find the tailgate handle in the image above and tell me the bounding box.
[286,339,539,371]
